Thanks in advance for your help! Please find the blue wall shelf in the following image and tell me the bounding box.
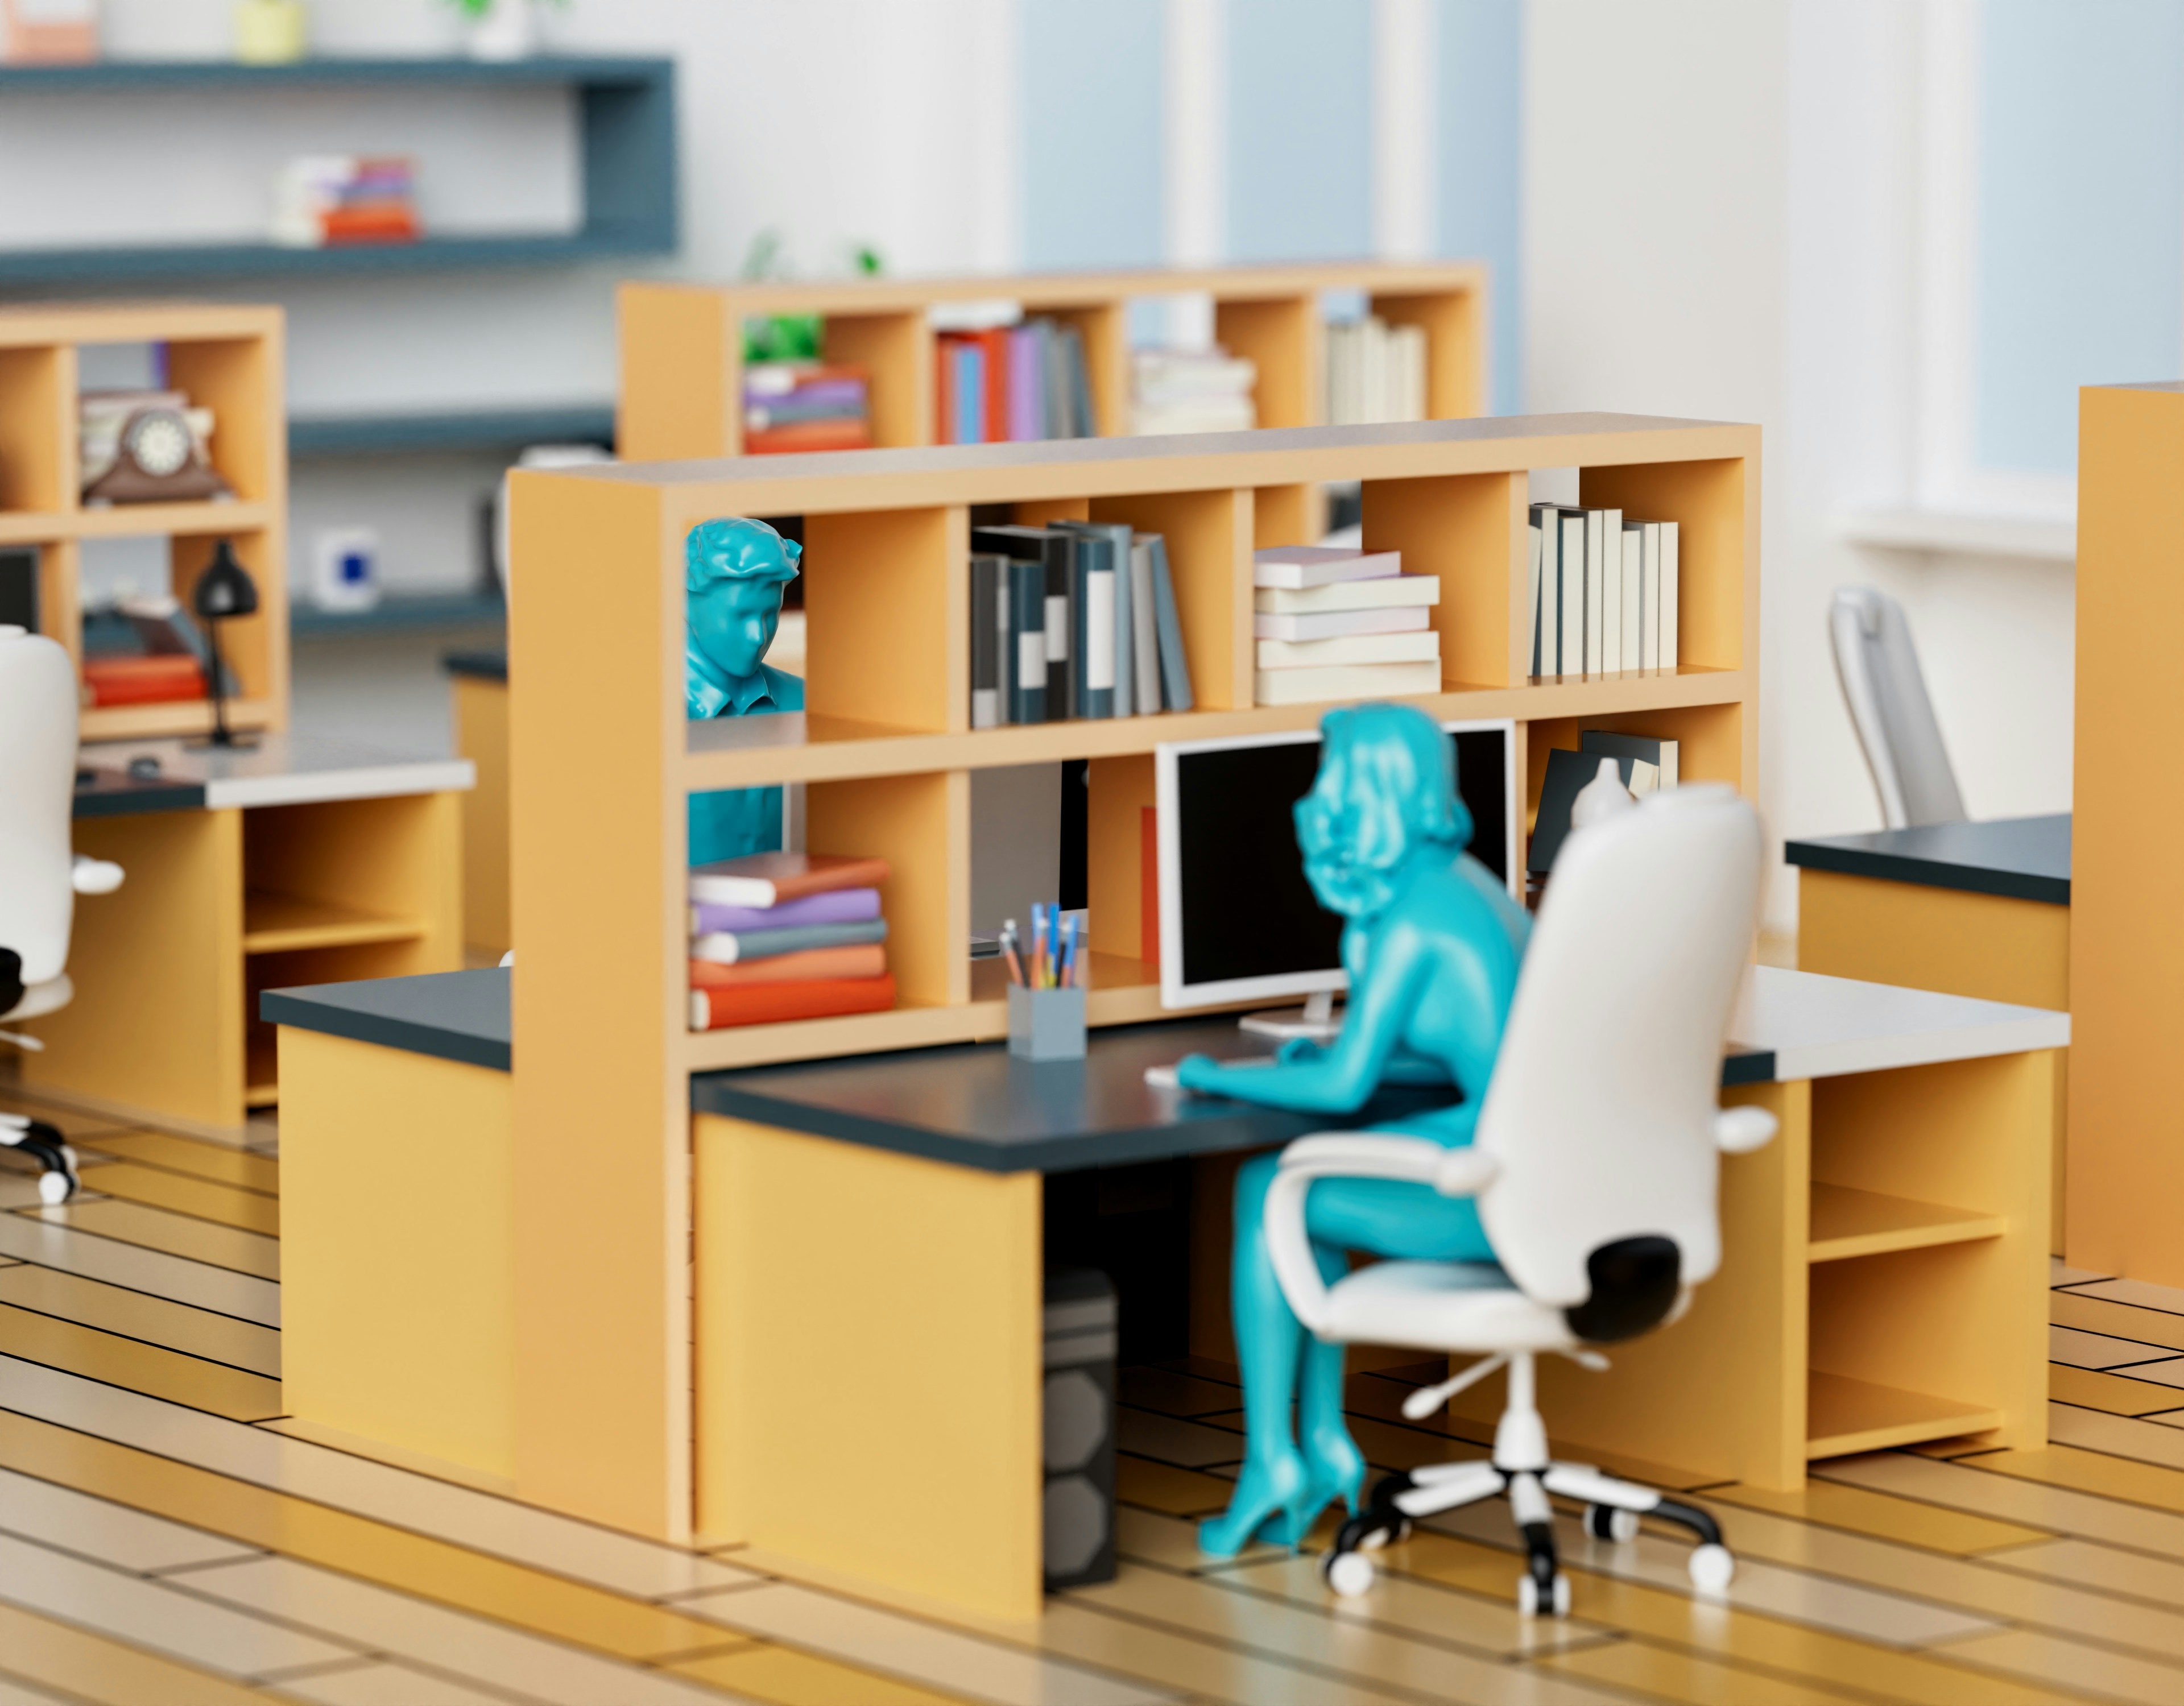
[0,55,677,281]
[289,403,614,458]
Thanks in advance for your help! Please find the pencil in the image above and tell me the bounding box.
[1000,919,1025,985]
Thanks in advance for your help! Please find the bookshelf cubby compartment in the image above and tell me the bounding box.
[0,342,68,515]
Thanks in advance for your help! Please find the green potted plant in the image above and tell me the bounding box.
[449,0,561,61]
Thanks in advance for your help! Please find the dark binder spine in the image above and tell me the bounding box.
[1043,532,1076,722]
[1009,558,1047,725]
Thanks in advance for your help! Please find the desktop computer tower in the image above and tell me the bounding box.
[1043,1268,1118,1590]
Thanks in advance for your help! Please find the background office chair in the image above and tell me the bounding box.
[0,626,122,1204]
[1265,784,1772,1614]
[1829,586,1965,829]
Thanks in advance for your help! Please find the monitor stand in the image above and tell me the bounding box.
[1238,988,1342,1044]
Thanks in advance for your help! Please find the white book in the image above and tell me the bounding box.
[1083,568,1115,693]
[1256,574,1439,615]
[1254,659,1442,707]
[1130,537,1162,714]
[1252,545,1403,590]
[1393,324,1427,421]
[1532,502,1560,677]
[1586,508,1608,675]
[1258,630,1441,669]
[1527,521,1542,678]
[1557,510,1585,678]
[1599,507,1623,672]
[972,688,998,729]
[1638,521,1661,671]
[1620,521,1642,674]
[1254,605,1430,642]
[1660,521,1680,668]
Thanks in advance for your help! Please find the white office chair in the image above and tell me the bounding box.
[1829,586,1965,829]
[1265,783,1773,1614]
[0,626,122,1204]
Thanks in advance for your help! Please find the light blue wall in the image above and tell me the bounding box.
[1226,0,1375,263]
[1436,0,1523,413]
[1978,0,2184,473]
[1019,0,1167,271]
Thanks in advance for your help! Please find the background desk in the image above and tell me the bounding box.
[442,650,508,961]
[1788,815,2069,1248]
[28,735,472,1134]
[270,963,2061,1621]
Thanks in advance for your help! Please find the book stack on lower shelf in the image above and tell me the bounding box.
[1253,546,1441,707]
[688,852,896,1031]
[743,362,871,454]
[1528,503,1680,679]
[969,521,1194,728]
[79,594,229,708]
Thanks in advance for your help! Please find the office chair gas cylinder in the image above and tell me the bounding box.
[1264,784,1772,1613]
[0,626,122,1204]
[1829,586,1966,829]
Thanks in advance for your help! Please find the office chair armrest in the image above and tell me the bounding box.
[1279,1132,1499,1198]
[71,857,123,896]
[1714,1105,1778,1154]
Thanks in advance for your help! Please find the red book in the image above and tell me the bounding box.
[690,974,896,1030]
[690,852,891,908]
[82,655,206,707]
[974,327,1010,444]
[745,420,873,454]
[934,332,962,444]
[689,945,886,988]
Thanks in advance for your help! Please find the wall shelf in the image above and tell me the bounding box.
[1805,1370,2000,1459]
[291,593,504,640]
[0,55,676,281]
[241,890,425,955]
[1806,1182,2005,1263]
[290,404,613,459]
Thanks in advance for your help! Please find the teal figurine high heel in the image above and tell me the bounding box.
[1197,1451,1313,1558]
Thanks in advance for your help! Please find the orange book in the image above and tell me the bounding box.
[745,420,872,454]
[690,973,895,1030]
[934,332,961,444]
[82,655,205,707]
[321,208,420,245]
[689,852,891,908]
[689,944,886,988]
[974,327,1010,444]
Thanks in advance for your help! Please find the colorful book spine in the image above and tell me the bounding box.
[689,888,881,936]
[692,918,888,966]
[689,943,887,988]
[690,974,896,1031]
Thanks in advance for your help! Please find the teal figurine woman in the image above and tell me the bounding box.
[1176,702,1529,1556]
[685,517,805,865]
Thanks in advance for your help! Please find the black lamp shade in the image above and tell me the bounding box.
[193,539,259,621]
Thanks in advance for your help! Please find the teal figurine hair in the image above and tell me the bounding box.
[685,517,805,866]
[1176,702,1531,1557]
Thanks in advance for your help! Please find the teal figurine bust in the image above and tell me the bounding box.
[686,517,805,866]
[1176,702,1531,1557]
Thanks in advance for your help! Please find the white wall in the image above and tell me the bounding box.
[1525,0,2076,932]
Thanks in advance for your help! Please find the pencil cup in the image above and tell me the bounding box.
[1009,984,1086,1061]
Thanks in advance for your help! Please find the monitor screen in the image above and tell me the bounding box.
[1155,719,1515,1009]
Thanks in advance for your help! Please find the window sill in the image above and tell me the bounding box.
[1836,508,2074,564]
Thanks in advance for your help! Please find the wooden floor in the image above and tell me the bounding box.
[0,1090,2178,1704]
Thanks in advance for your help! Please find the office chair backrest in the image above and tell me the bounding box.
[1829,586,1966,829]
[0,628,78,986]
[1474,785,1763,1322]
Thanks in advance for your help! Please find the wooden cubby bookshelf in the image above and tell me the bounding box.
[0,301,287,742]
[615,262,1490,461]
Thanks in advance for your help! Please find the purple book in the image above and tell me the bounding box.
[689,887,881,936]
[1007,326,1042,441]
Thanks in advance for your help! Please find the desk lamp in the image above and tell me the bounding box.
[191,539,258,750]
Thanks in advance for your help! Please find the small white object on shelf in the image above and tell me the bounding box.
[465,0,540,61]
[308,528,382,614]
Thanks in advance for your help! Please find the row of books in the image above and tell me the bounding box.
[1527,504,1681,679]
[78,593,234,708]
[271,155,420,248]
[969,522,1195,727]
[1527,730,1682,877]
[1325,316,1428,426]
[936,318,1095,445]
[688,852,896,1030]
[1252,546,1441,707]
[743,361,872,455]
[1131,348,1256,436]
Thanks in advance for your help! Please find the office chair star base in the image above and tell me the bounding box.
[0,1113,80,1204]
[1320,1350,1735,1612]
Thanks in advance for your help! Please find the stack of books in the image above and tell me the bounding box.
[271,155,420,247]
[1252,546,1441,707]
[1131,349,1256,435]
[688,852,896,1030]
[1325,317,1428,425]
[934,317,1095,444]
[743,362,872,454]
[1526,504,1680,679]
[77,593,230,707]
[968,523,1194,728]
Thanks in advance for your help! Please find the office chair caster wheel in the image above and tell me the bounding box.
[1586,1503,1640,1543]
[6,1121,77,1205]
[1323,1547,1376,1598]
[1689,1542,1735,1595]
[1517,1571,1571,1617]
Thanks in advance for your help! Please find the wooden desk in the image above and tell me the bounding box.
[1788,815,2069,1247]
[442,651,508,962]
[30,735,471,1135]
[270,963,2060,1622]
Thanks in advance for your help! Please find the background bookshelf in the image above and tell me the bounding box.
[615,262,1490,462]
[0,301,287,742]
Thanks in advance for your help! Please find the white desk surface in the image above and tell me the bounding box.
[1728,965,2068,1082]
[80,733,474,811]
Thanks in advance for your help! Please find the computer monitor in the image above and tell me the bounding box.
[1153,718,1517,1011]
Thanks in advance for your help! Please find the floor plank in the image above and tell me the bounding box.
[0,1211,279,1326]
[71,1132,279,1196]
[23,1200,279,1281]
[0,1263,280,1378]
[0,1300,282,1421]
[1702,1477,2053,1555]
[0,1596,310,1706]
[70,1165,280,1238]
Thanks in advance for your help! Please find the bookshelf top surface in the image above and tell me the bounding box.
[535,413,1760,516]
[0,299,283,346]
